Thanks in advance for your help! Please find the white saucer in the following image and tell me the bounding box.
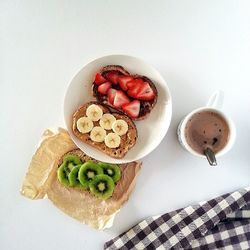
[64,55,172,164]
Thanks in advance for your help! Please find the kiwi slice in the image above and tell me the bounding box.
[57,155,82,186]
[89,174,115,200]
[68,165,84,188]
[78,161,103,189]
[98,163,121,183]
[57,163,71,187]
[63,154,82,165]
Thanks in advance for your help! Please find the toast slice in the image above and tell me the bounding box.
[21,128,141,230]
[93,65,158,120]
[72,102,137,159]
[50,149,141,228]
[101,65,130,76]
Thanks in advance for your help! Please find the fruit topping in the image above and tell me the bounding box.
[86,104,103,121]
[117,76,133,91]
[113,90,130,108]
[57,164,71,187]
[78,162,103,189]
[89,174,115,200]
[76,105,129,148]
[126,79,144,98]
[97,82,111,95]
[77,117,94,134]
[92,66,157,120]
[57,155,82,187]
[98,163,121,183]
[90,126,106,142]
[99,114,116,130]
[136,82,156,101]
[107,88,117,105]
[68,165,83,188]
[105,71,120,84]
[105,133,121,148]
[94,73,106,85]
[126,78,144,89]
[112,119,128,136]
[57,156,122,200]
[122,100,140,118]
[63,155,82,165]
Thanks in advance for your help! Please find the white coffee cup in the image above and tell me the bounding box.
[177,91,236,159]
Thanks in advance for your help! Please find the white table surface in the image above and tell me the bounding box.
[1,1,250,249]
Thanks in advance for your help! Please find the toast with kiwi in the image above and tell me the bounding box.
[57,151,121,199]
[21,128,141,230]
[72,101,137,159]
[93,65,158,120]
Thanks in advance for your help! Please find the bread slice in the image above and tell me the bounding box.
[49,149,141,228]
[93,65,158,120]
[72,101,137,159]
[101,65,130,76]
[21,128,141,230]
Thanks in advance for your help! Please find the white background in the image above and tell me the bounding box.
[1,1,250,249]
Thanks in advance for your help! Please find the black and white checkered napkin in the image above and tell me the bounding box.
[104,187,250,249]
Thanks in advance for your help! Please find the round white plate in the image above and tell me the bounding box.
[64,55,172,164]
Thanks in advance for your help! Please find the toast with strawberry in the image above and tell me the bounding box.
[93,65,158,120]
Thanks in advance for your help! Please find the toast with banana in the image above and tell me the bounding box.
[72,102,137,159]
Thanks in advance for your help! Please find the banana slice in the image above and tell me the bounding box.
[99,114,116,130]
[86,104,103,121]
[90,126,106,142]
[112,119,128,136]
[76,117,94,134]
[105,133,121,148]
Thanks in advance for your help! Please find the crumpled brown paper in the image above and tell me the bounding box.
[20,128,141,230]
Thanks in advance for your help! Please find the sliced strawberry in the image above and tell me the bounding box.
[117,76,133,91]
[127,79,144,98]
[105,71,120,84]
[122,100,140,118]
[136,82,156,101]
[94,73,106,85]
[113,90,130,108]
[107,88,117,105]
[127,78,144,89]
[97,82,111,95]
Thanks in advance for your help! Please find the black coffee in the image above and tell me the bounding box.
[185,111,230,154]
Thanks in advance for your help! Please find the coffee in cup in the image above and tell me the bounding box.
[177,91,236,165]
[184,111,230,155]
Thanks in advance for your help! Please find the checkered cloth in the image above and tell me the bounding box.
[104,187,250,249]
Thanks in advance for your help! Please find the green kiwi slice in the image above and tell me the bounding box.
[63,154,82,165]
[78,161,103,189]
[68,165,84,188]
[89,174,115,200]
[98,163,121,183]
[57,154,82,186]
[57,163,71,187]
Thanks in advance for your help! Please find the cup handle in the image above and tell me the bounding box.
[206,90,224,109]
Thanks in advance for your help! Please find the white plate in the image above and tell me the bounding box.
[64,55,172,163]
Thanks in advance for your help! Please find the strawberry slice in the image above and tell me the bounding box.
[117,76,133,91]
[107,88,117,105]
[94,73,106,85]
[97,82,111,95]
[127,79,144,98]
[136,82,156,101]
[105,71,120,84]
[127,78,144,89]
[113,90,130,108]
[122,100,140,118]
